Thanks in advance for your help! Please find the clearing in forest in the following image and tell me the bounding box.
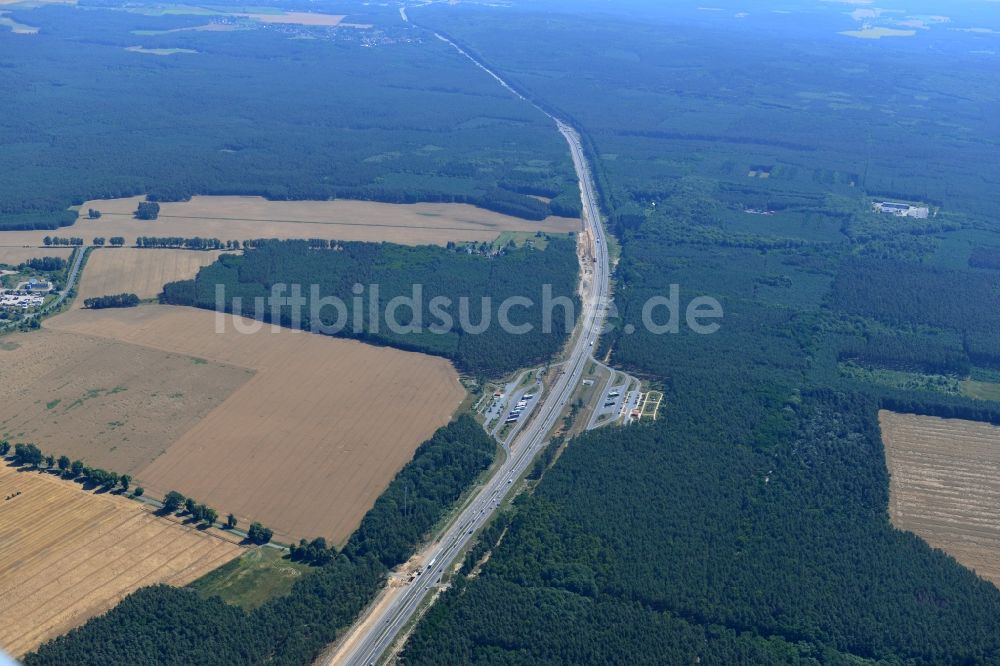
[47,305,466,545]
[74,247,230,306]
[0,195,580,248]
[879,410,1000,586]
[0,463,241,657]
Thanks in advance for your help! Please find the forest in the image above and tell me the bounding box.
[10,0,1000,662]
[24,415,495,665]
[831,259,1000,370]
[0,3,579,230]
[414,3,1000,243]
[403,391,1000,665]
[392,4,1000,663]
[837,332,970,377]
[162,237,579,378]
[969,246,1000,270]
[18,257,66,272]
[395,240,1000,662]
[831,259,1000,334]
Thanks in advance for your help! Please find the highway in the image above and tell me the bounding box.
[323,24,613,666]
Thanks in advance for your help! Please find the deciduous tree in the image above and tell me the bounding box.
[163,491,185,513]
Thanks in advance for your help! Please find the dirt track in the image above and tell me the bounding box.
[880,410,1000,586]
[0,464,241,657]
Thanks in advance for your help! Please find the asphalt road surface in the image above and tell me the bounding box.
[12,245,86,329]
[324,25,614,666]
[48,247,85,311]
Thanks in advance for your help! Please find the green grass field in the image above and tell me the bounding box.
[961,379,1000,402]
[492,231,554,251]
[189,547,312,609]
[839,363,961,396]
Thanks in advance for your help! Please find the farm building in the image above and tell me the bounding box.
[873,201,930,219]
[26,278,51,291]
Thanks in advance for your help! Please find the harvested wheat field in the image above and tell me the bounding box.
[0,195,580,248]
[0,464,241,657]
[74,247,230,306]
[0,328,253,474]
[47,305,466,544]
[880,410,1000,586]
[0,246,72,265]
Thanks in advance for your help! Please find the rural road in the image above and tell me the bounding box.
[324,22,615,666]
[49,247,86,311]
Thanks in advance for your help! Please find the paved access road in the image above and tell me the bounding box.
[48,246,86,311]
[6,245,87,332]
[325,26,615,666]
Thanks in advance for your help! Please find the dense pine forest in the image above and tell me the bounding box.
[8,0,1000,663]
[404,392,1000,664]
[0,3,578,230]
[395,3,1000,664]
[24,416,495,666]
[162,237,579,378]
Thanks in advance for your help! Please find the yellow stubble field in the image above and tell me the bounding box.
[0,463,242,657]
[73,247,231,306]
[46,305,466,544]
[880,410,1000,586]
[0,246,72,265]
[0,327,253,474]
[0,196,580,248]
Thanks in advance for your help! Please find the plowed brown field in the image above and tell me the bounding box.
[0,464,241,657]
[880,410,1000,586]
[0,196,579,248]
[74,247,230,306]
[47,305,465,544]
